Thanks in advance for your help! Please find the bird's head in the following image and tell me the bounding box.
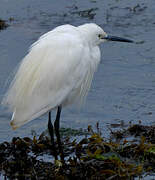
[78,23,133,46]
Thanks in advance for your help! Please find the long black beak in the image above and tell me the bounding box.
[104,35,133,43]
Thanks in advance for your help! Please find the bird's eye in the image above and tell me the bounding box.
[98,34,102,39]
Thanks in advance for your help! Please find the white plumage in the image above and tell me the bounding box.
[2,23,105,129]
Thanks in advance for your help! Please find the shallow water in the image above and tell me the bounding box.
[0,0,155,142]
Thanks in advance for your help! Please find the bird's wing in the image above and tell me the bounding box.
[3,29,87,129]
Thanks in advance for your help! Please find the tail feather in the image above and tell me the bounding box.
[10,104,55,130]
[10,111,18,130]
[10,120,18,130]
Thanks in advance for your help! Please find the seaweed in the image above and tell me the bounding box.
[0,124,154,179]
[0,19,8,30]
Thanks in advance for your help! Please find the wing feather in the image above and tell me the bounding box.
[2,28,87,129]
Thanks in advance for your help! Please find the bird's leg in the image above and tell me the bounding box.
[48,111,58,160]
[54,105,64,162]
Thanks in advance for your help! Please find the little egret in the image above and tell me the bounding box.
[2,23,133,161]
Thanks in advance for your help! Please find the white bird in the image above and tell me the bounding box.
[2,23,133,161]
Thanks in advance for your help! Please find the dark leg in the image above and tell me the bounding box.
[54,106,64,162]
[48,111,58,160]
